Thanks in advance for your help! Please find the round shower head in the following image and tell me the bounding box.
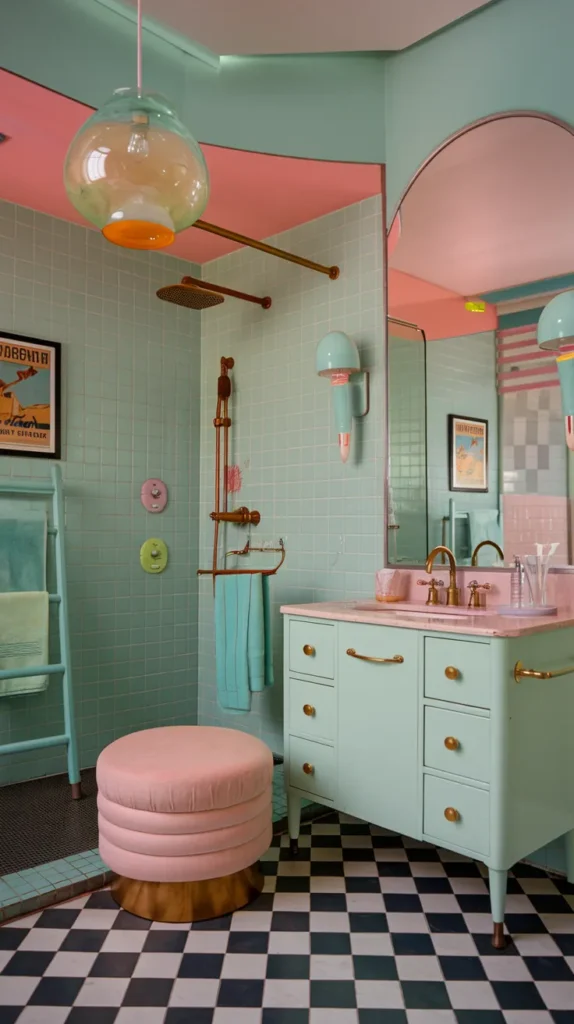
[157,275,272,311]
[156,281,225,309]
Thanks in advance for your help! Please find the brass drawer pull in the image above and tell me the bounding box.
[445,666,460,680]
[303,704,315,717]
[514,659,574,683]
[303,644,316,657]
[444,736,460,751]
[444,806,461,822]
[302,762,314,775]
[346,648,404,664]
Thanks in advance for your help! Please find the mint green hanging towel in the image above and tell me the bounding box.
[215,574,274,712]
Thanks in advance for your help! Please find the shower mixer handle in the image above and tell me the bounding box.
[210,507,261,526]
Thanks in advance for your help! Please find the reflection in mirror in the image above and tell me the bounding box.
[387,115,574,570]
[387,319,427,564]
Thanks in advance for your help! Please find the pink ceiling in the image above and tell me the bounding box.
[388,268,497,341]
[0,71,381,264]
[390,116,574,295]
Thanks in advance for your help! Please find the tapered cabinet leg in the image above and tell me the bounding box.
[565,828,574,884]
[288,791,301,858]
[489,868,508,949]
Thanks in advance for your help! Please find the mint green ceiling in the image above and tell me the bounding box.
[2,0,574,214]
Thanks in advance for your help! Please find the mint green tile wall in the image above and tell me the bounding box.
[197,197,384,753]
[426,332,499,558]
[0,200,201,785]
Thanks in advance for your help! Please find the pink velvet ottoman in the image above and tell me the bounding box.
[96,725,273,922]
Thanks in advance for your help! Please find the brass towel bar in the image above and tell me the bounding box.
[514,660,574,683]
[198,540,286,579]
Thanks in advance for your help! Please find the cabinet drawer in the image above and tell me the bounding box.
[423,773,489,857]
[288,735,335,800]
[289,619,334,681]
[425,637,490,708]
[289,678,335,743]
[424,706,490,783]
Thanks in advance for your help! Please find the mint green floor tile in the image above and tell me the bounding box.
[0,881,16,902]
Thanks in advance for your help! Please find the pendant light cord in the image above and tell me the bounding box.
[137,0,143,93]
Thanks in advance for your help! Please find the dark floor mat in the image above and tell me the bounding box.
[0,768,98,875]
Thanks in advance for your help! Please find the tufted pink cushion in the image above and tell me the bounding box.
[97,725,273,885]
[97,726,273,813]
[99,825,271,883]
[99,802,271,857]
[97,788,270,835]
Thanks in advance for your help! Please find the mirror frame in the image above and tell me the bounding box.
[384,110,574,573]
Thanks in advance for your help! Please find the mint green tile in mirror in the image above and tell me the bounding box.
[0,200,201,785]
[386,114,574,570]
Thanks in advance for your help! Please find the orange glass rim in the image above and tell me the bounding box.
[102,219,175,250]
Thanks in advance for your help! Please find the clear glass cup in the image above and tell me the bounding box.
[522,554,550,608]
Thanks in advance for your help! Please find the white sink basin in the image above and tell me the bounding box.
[354,601,486,618]
[392,610,474,621]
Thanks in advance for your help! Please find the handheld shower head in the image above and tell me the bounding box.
[156,276,272,311]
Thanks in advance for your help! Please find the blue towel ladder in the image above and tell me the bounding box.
[0,464,81,799]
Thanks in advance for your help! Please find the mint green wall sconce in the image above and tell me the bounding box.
[537,290,574,351]
[316,331,369,462]
[538,291,574,450]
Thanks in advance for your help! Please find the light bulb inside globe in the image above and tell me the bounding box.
[63,88,209,251]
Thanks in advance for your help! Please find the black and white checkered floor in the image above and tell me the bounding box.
[1,813,574,1023]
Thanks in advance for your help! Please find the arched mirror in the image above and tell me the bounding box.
[386,114,574,571]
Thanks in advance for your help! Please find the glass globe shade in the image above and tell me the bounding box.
[63,88,209,250]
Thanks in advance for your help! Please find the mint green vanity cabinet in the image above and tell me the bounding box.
[283,609,574,948]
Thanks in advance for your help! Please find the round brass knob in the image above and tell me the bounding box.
[444,736,460,751]
[302,762,314,775]
[303,644,316,657]
[303,704,315,717]
[445,666,460,680]
[444,806,461,822]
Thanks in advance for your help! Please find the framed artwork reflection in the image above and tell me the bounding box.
[0,331,61,459]
[448,414,488,492]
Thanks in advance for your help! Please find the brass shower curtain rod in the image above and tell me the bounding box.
[193,219,340,279]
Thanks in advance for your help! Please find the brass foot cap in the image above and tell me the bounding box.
[492,923,507,949]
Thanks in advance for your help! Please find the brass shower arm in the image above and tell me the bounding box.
[181,276,271,308]
[193,219,340,279]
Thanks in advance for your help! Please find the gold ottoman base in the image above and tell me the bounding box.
[111,862,264,923]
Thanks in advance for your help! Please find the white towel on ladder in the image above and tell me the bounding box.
[0,592,49,697]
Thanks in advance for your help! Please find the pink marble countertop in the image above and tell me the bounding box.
[280,601,574,637]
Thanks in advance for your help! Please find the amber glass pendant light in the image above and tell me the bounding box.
[63,0,209,250]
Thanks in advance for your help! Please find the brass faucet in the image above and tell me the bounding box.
[471,540,504,566]
[425,545,459,606]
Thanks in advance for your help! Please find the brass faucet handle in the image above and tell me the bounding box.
[417,578,444,606]
[467,580,492,608]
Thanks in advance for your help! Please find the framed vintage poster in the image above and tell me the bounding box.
[448,414,488,492]
[0,331,61,459]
